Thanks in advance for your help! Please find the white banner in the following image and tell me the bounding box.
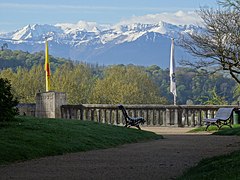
[170,38,177,97]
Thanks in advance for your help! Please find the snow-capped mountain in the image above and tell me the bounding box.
[0,21,198,68]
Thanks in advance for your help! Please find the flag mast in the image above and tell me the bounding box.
[170,38,177,105]
[45,38,51,92]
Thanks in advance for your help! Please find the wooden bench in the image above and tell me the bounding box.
[118,105,145,130]
[204,108,234,131]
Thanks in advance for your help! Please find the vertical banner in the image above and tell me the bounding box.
[170,38,177,105]
[45,39,51,92]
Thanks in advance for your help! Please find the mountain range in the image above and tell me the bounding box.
[0,21,199,68]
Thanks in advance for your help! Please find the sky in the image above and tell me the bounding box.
[0,0,219,32]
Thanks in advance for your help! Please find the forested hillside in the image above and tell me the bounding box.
[0,49,67,71]
[0,50,238,105]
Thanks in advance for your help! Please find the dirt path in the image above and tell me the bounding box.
[0,128,240,180]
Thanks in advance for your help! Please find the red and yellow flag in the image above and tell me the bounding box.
[45,39,51,92]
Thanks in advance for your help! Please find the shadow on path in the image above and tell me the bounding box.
[0,129,240,180]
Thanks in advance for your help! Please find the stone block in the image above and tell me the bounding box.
[35,91,66,118]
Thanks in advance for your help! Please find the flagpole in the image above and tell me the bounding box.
[170,38,177,105]
[45,38,51,92]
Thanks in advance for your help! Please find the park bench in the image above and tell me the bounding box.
[118,105,145,130]
[204,108,234,131]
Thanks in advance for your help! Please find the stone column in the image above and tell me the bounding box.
[35,91,67,118]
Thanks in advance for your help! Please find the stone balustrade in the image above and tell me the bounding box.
[60,104,238,127]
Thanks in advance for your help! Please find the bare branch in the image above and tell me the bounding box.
[179,1,240,83]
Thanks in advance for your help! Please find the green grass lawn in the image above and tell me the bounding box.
[188,124,240,133]
[0,116,161,165]
[177,126,240,180]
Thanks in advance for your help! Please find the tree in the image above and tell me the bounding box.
[196,87,228,105]
[90,65,167,104]
[0,78,19,121]
[0,66,45,103]
[1,43,8,51]
[219,0,240,10]
[52,63,95,104]
[180,0,240,83]
[146,65,174,104]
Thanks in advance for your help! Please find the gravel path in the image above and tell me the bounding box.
[0,128,240,180]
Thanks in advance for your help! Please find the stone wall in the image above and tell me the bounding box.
[17,103,36,116]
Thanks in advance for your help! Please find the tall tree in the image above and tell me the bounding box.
[0,66,45,103]
[0,78,19,121]
[90,65,167,104]
[180,0,240,83]
[52,62,95,104]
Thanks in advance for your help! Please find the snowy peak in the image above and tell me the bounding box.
[11,24,63,41]
[55,21,112,36]
[56,21,100,33]
[0,18,200,67]
[1,20,198,42]
[112,21,193,36]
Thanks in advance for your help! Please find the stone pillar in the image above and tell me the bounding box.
[165,109,170,126]
[35,91,67,118]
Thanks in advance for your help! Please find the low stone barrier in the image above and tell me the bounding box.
[60,104,238,127]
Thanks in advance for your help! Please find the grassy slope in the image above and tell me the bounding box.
[0,116,161,165]
[178,126,240,180]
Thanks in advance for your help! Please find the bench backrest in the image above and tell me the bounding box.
[215,108,234,120]
[118,105,130,122]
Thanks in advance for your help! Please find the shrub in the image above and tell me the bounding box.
[0,78,19,121]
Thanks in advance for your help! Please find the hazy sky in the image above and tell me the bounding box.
[0,0,219,32]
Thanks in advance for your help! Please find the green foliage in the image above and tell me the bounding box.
[0,50,237,105]
[178,126,240,180]
[233,84,240,104]
[0,78,19,121]
[90,65,167,104]
[177,68,235,105]
[0,49,67,71]
[213,126,240,136]
[0,65,45,103]
[0,116,161,165]
[177,150,240,180]
[189,124,240,133]
[196,87,228,105]
[146,66,235,105]
[52,62,95,104]
[146,65,173,103]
